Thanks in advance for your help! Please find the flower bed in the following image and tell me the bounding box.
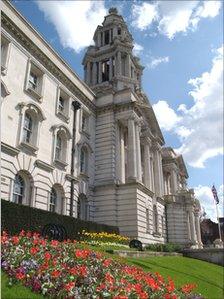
[80,230,130,245]
[1,231,203,298]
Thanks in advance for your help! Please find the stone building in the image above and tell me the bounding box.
[1,2,202,247]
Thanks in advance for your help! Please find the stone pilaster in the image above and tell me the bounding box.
[86,62,91,85]
[135,123,142,182]
[98,61,102,84]
[143,143,152,189]
[92,62,97,85]
[127,118,137,181]
[188,209,198,247]
[116,51,121,76]
[109,57,113,80]
[195,211,203,248]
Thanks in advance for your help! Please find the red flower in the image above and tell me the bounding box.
[30,247,39,255]
[44,252,51,260]
[16,272,25,280]
[19,230,26,237]
[105,272,114,284]
[181,283,197,294]
[103,259,112,267]
[26,231,32,238]
[40,239,46,246]
[166,277,175,293]
[51,270,61,278]
[12,236,20,245]
[50,240,59,247]
[75,249,90,259]
[33,238,39,245]
[64,282,75,291]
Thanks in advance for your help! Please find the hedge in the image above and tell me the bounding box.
[1,199,119,239]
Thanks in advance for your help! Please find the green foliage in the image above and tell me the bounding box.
[1,199,119,239]
[1,272,44,299]
[145,243,182,252]
[127,256,224,299]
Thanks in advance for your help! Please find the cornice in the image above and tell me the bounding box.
[1,12,96,113]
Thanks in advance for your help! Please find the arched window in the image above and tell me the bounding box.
[80,147,88,174]
[13,174,24,204]
[23,113,33,143]
[50,188,57,212]
[77,194,88,220]
[153,205,158,234]
[55,134,62,161]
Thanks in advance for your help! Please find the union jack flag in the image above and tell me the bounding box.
[211,185,219,204]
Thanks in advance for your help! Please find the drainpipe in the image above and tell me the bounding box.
[69,100,81,217]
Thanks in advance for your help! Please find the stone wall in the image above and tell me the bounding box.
[183,248,224,266]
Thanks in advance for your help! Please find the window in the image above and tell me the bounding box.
[13,175,24,204]
[50,188,57,212]
[100,32,103,46]
[18,102,45,154]
[80,147,88,174]
[118,27,121,35]
[52,125,71,168]
[26,61,44,101]
[81,111,89,133]
[1,35,10,74]
[23,113,33,143]
[56,88,70,121]
[121,54,126,76]
[104,30,110,45]
[28,72,38,90]
[55,134,62,160]
[102,60,110,82]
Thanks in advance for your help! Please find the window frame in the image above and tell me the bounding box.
[49,188,57,213]
[56,87,71,122]
[13,174,25,204]
[25,60,44,101]
[1,33,11,75]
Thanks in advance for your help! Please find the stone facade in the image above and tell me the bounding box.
[1,3,202,247]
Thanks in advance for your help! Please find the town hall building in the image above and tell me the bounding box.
[1,2,202,247]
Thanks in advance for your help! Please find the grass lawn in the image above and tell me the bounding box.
[127,256,224,299]
[1,272,44,299]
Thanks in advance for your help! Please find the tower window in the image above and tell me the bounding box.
[104,30,109,45]
[118,27,121,35]
[102,60,110,82]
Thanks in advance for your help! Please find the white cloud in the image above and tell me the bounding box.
[36,1,106,53]
[133,43,144,56]
[152,100,181,131]
[131,1,222,39]
[153,45,223,168]
[147,56,169,69]
[194,184,223,222]
[132,2,158,30]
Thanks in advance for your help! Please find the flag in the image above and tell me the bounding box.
[211,185,219,204]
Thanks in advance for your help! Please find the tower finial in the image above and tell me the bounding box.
[109,7,118,15]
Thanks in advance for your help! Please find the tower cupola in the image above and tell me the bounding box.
[82,8,144,93]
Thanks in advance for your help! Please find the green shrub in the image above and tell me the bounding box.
[145,243,182,252]
[1,199,119,240]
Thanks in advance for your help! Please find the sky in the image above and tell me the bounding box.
[12,0,223,222]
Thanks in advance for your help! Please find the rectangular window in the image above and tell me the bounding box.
[56,88,70,121]
[104,30,110,45]
[102,60,110,82]
[26,61,44,100]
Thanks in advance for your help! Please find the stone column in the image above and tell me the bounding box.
[97,33,101,47]
[135,123,142,182]
[92,62,97,85]
[188,209,198,246]
[98,61,102,84]
[171,167,178,194]
[127,54,131,78]
[116,122,121,183]
[120,127,125,183]
[150,153,155,192]
[86,62,91,85]
[116,51,121,76]
[109,57,113,80]
[143,143,151,189]
[152,144,163,197]
[195,211,203,248]
[127,118,137,181]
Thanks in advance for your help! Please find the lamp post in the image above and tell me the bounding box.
[69,100,81,217]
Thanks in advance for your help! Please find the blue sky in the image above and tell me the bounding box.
[12,0,223,221]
